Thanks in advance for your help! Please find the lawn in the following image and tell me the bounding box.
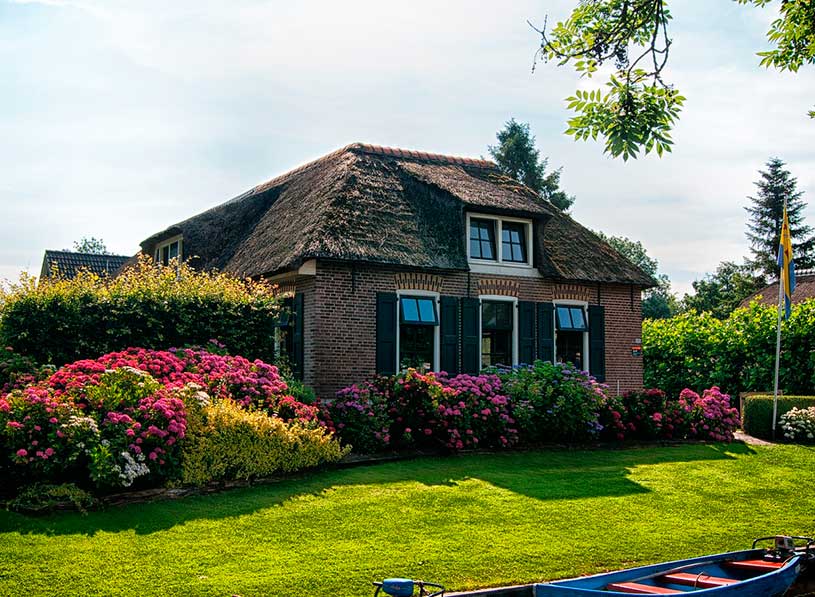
[1,443,814,597]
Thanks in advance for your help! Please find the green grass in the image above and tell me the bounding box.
[2,443,815,596]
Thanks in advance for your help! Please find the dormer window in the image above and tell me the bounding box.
[154,237,182,266]
[467,213,533,268]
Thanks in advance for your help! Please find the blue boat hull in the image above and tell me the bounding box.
[534,548,802,596]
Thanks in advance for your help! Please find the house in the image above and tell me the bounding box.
[40,250,130,281]
[139,143,655,397]
[741,269,815,308]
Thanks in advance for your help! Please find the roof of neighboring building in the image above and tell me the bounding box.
[40,250,131,280]
[139,143,656,286]
[741,269,815,307]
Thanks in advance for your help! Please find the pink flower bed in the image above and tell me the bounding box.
[1,347,312,490]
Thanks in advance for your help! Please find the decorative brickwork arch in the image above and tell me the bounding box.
[394,272,444,293]
[477,278,520,297]
[552,283,593,303]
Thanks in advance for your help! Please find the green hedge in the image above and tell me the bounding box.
[742,395,815,439]
[0,256,282,366]
[644,300,815,398]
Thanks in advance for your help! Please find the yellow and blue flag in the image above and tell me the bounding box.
[777,204,796,319]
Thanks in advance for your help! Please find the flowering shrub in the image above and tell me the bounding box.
[320,382,392,454]
[436,373,517,449]
[679,387,740,442]
[0,348,321,493]
[0,347,52,394]
[499,361,607,443]
[780,406,815,442]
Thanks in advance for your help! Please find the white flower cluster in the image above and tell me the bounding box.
[780,406,815,441]
[184,382,211,408]
[118,451,150,487]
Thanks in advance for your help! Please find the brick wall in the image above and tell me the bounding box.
[300,260,644,398]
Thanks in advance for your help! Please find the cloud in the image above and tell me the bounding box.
[1,0,814,301]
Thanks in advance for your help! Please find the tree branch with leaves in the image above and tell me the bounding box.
[531,0,815,160]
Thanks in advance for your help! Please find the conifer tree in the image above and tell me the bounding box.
[745,158,814,278]
[489,119,575,212]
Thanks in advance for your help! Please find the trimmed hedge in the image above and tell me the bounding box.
[644,300,815,398]
[0,256,282,366]
[742,395,815,439]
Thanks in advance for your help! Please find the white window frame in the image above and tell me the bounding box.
[553,299,590,372]
[154,235,183,265]
[466,212,534,270]
[395,290,441,373]
[478,294,519,368]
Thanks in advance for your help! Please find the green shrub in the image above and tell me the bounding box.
[498,361,605,443]
[0,256,282,366]
[644,299,815,398]
[7,483,97,514]
[742,395,815,439]
[181,398,349,486]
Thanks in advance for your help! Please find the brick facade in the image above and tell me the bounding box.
[296,259,645,398]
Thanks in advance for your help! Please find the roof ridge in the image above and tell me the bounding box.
[248,143,496,198]
[348,143,496,169]
[44,249,129,258]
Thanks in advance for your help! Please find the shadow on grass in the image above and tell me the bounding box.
[0,442,755,538]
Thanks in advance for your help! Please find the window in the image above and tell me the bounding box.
[467,214,532,268]
[155,238,182,266]
[398,295,439,371]
[469,218,496,261]
[556,306,587,331]
[501,222,527,263]
[555,304,588,371]
[481,299,514,367]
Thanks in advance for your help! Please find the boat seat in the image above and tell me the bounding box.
[605,582,683,594]
[660,572,739,588]
[724,559,785,572]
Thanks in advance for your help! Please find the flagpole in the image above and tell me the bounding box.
[772,198,788,441]
[772,266,783,440]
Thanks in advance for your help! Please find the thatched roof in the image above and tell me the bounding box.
[40,250,130,280]
[140,143,654,286]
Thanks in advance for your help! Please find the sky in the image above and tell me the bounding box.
[2,0,814,296]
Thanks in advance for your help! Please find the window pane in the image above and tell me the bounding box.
[400,324,434,370]
[470,219,496,261]
[556,330,584,370]
[501,222,527,263]
[169,242,179,259]
[481,329,512,368]
[556,306,573,329]
[402,298,419,322]
[417,298,437,324]
[162,246,170,266]
[482,300,513,331]
[570,308,586,330]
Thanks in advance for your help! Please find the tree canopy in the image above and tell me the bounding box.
[69,237,110,255]
[681,261,766,319]
[745,157,814,277]
[531,0,815,159]
[595,231,678,318]
[488,119,576,211]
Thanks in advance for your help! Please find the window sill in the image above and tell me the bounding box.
[468,262,540,278]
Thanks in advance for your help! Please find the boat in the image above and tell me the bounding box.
[533,536,813,596]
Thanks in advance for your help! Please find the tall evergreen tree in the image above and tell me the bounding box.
[745,158,814,278]
[488,119,575,212]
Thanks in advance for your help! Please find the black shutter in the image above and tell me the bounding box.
[536,302,555,363]
[291,292,305,380]
[461,297,480,374]
[376,292,397,375]
[439,296,459,375]
[588,305,606,382]
[518,301,535,365]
